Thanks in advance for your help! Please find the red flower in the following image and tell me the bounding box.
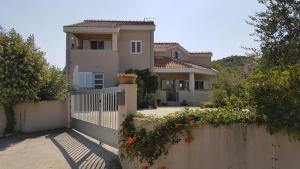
[186,115,194,121]
[142,165,150,169]
[124,135,140,148]
[184,135,193,144]
[175,121,182,127]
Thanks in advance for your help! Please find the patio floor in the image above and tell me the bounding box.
[0,129,121,169]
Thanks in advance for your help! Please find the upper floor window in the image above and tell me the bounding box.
[172,50,180,59]
[91,41,104,50]
[131,40,142,54]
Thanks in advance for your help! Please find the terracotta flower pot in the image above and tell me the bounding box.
[117,73,137,84]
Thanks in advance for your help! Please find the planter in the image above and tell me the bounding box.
[117,73,137,84]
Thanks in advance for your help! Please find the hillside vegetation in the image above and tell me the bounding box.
[210,55,257,107]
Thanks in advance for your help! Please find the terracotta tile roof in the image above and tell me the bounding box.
[154,42,179,49]
[154,56,192,68]
[189,52,212,55]
[65,20,155,27]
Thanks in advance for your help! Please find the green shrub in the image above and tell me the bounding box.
[224,95,249,111]
[246,65,300,135]
[38,66,68,101]
[125,69,159,109]
[211,88,227,107]
[202,102,214,108]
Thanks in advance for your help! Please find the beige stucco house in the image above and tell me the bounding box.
[64,20,217,106]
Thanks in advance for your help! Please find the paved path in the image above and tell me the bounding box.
[0,129,121,169]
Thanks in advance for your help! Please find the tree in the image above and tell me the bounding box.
[248,0,300,67]
[211,56,257,107]
[246,0,300,136]
[125,69,159,109]
[38,66,68,101]
[246,65,300,134]
[0,27,68,134]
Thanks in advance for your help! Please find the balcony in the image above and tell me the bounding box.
[68,33,118,51]
[70,49,119,67]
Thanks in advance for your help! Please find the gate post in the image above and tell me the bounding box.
[66,92,71,128]
[118,84,137,126]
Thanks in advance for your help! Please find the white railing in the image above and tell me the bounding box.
[71,87,124,130]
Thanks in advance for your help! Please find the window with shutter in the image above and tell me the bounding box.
[78,72,104,89]
[136,41,141,53]
[93,73,104,89]
[79,72,86,88]
[131,41,136,53]
[203,81,210,90]
[130,40,142,54]
[195,81,204,90]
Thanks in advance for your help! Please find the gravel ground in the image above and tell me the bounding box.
[0,129,121,169]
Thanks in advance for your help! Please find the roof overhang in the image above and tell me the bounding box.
[153,67,217,76]
[120,25,155,31]
[64,25,155,33]
[63,26,120,34]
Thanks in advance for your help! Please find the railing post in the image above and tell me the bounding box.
[118,84,137,127]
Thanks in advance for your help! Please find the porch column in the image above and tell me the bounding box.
[65,33,71,76]
[189,72,195,92]
[112,33,118,51]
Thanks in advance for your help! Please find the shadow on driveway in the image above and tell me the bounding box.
[0,130,59,152]
[47,130,121,169]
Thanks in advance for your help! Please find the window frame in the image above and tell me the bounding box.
[93,73,104,89]
[130,40,142,54]
[90,40,105,50]
[194,80,204,90]
[178,79,189,91]
[173,51,180,59]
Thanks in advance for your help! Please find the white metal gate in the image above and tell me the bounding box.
[70,87,124,148]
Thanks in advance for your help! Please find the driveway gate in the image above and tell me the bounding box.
[70,87,124,148]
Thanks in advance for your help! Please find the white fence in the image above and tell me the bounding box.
[71,87,123,130]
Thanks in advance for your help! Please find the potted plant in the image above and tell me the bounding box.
[117,73,137,84]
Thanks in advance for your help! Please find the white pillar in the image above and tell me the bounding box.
[118,84,137,126]
[189,72,195,92]
[66,92,71,128]
[65,33,71,75]
[112,33,118,51]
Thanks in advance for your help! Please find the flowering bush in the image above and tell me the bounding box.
[119,108,265,165]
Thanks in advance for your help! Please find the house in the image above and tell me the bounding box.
[63,20,217,106]
[153,43,216,106]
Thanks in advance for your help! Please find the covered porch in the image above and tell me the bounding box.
[156,72,212,106]
[154,56,217,106]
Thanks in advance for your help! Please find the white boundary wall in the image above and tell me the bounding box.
[121,123,300,169]
[0,100,68,135]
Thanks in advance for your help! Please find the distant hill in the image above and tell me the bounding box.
[212,55,257,73]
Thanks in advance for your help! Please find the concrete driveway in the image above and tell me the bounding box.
[0,129,121,169]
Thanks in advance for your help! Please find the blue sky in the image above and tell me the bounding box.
[0,0,263,68]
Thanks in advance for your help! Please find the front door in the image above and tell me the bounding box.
[162,79,178,102]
